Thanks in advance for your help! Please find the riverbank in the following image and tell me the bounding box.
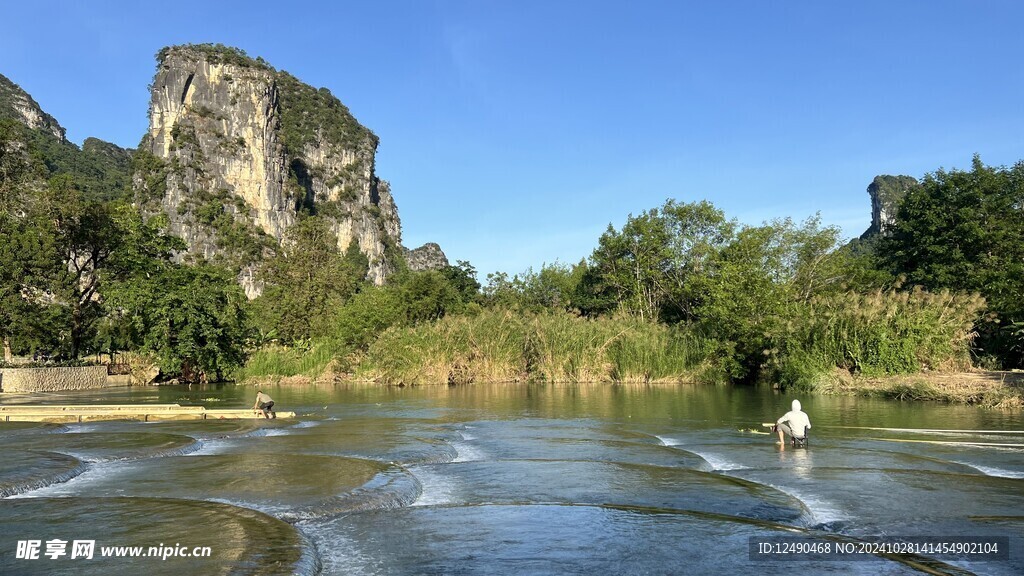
[811,369,1024,408]
[241,311,721,386]
[243,366,1024,410]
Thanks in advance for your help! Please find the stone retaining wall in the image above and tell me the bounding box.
[0,366,111,392]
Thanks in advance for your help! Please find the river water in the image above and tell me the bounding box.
[1,383,1021,575]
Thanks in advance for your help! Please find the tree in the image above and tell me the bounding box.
[588,199,735,322]
[880,155,1024,366]
[0,120,52,360]
[251,216,369,342]
[400,270,464,324]
[38,176,129,357]
[106,264,249,381]
[0,208,63,360]
[333,285,405,349]
[443,260,482,304]
[482,261,585,312]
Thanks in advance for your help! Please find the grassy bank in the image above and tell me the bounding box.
[235,288,998,406]
[235,339,349,384]
[810,369,1024,409]
[355,310,718,385]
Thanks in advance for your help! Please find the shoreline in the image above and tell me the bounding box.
[811,370,1024,409]
[239,370,1024,409]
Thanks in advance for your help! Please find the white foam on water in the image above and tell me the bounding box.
[767,484,848,526]
[10,460,132,498]
[300,526,376,576]
[955,462,1024,479]
[452,441,485,463]
[655,434,681,447]
[685,449,748,471]
[409,466,456,506]
[262,427,292,436]
[206,496,293,517]
[291,420,320,429]
[656,435,748,471]
[188,438,230,455]
[458,430,476,441]
[64,423,103,433]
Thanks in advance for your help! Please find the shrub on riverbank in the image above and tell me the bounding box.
[771,288,986,390]
[355,309,717,385]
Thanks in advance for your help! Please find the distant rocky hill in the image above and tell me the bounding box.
[860,174,918,239]
[133,44,445,295]
[0,73,131,202]
[404,243,449,270]
[0,73,66,141]
[3,46,448,297]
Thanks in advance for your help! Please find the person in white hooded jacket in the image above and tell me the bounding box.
[776,399,811,446]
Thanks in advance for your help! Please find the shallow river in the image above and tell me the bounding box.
[1,383,1022,575]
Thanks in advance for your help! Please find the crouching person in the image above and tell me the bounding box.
[254,390,276,419]
[775,399,810,447]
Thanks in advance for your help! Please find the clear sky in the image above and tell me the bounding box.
[2,1,1022,279]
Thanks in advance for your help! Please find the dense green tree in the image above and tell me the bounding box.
[106,264,249,381]
[1,119,151,360]
[588,199,735,322]
[37,175,124,357]
[880,156,1024,366]
[443,260,482,304]
[332,266,481,349]
[483,261,585,312]
[0,121,52,359]
[251,216,369,342]
[333,285,406,349]
[0,207,63,360]
[400,270,465,324]
[584,200,853,379]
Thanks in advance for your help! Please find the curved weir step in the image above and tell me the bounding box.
[0,404,296,423]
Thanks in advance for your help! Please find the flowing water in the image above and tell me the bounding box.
[1,383,1021,575]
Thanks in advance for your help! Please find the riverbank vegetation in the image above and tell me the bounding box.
[3,114,1021,401]
[815,370,1024,409]
[236,156,1020,395]
[357,310,717,385]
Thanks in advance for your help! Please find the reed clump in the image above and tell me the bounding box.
[771,288,986,390]
[236,339,349,382]
[818,371,1024,408]
[356,309,716,385]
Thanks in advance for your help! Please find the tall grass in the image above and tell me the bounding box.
[356,309,716,385]
[773,288,986,390]
[236,338,350,381]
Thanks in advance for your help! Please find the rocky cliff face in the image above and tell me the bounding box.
[861,174,918,238]
[134,44,435,295]
[1,73,130,202]
[404,243,450,271]
[0,73,66,142]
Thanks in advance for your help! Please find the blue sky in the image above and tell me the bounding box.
[3,1,1022,279]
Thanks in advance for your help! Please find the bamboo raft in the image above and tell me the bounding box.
[0,404,296,423]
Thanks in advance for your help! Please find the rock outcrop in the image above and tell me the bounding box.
[404,242,450,271]
[0,73,66,142]
[134,44,425,293]
[860,175,918,238]
[1,74,130,202]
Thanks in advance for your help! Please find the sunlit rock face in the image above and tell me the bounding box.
[862,174,918,238]
[135,45,424,295]
[404,242,450,271]
[0,73,66,141]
